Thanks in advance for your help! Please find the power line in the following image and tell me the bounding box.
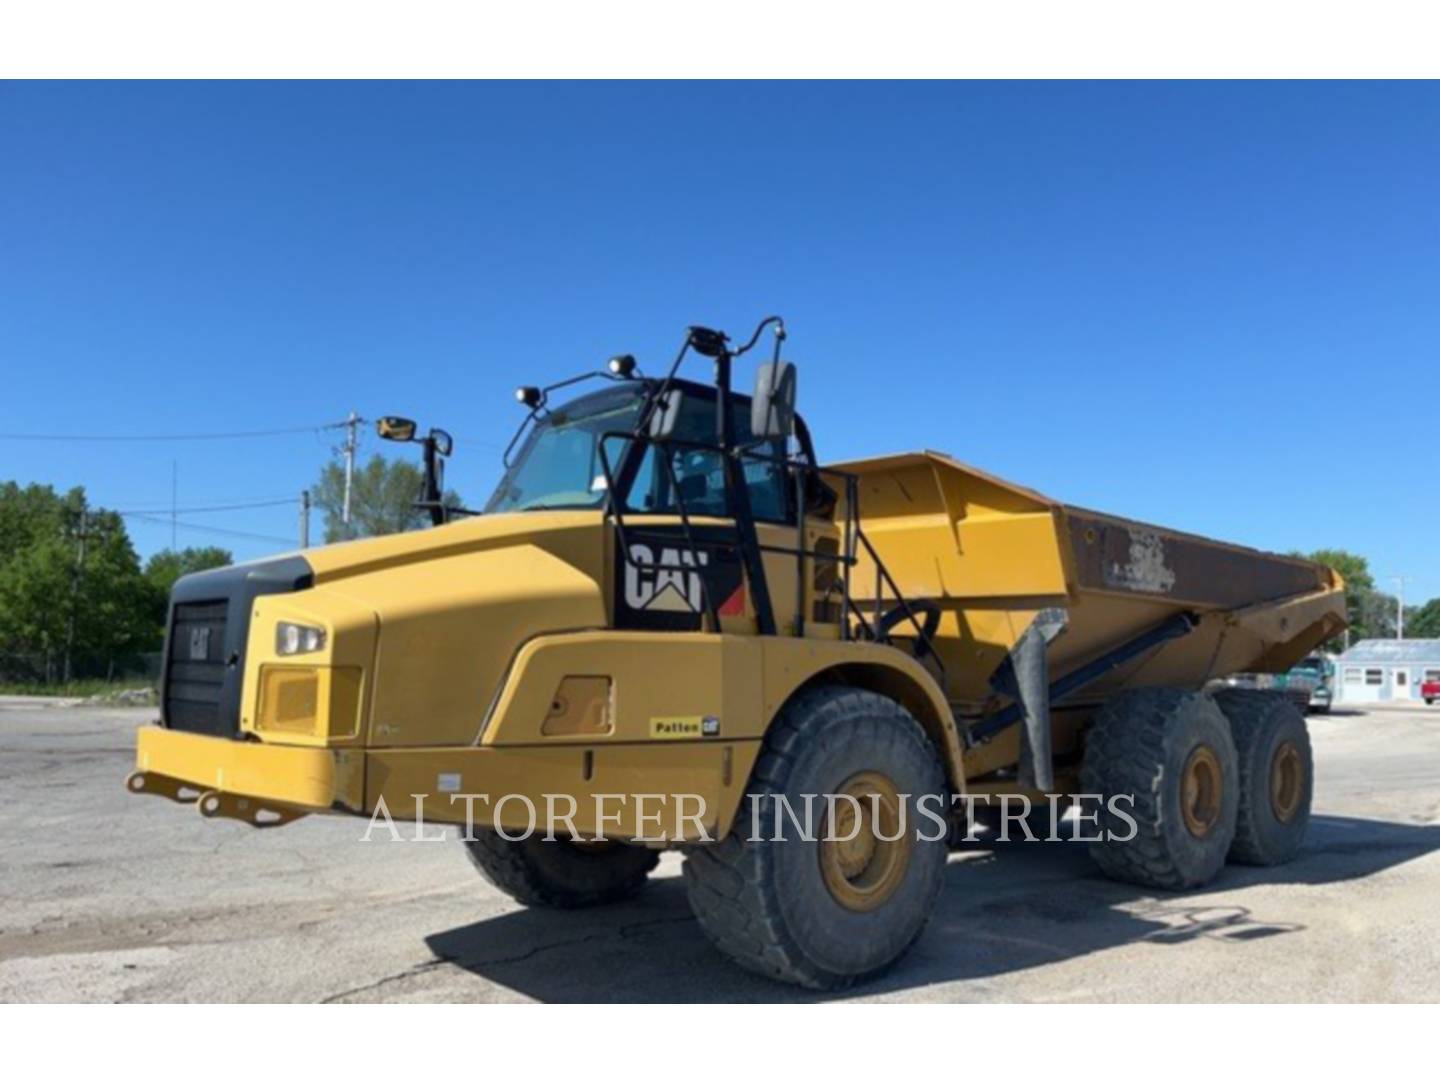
[113,497,298,516]
[122,511,294,546]
[95,494,297,511]
[1,419,507,452]
[0,421,351,443]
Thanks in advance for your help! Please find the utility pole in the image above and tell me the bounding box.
[299,489,311,548]
[341,410,359,530]
[63,503,90,684]
[1392,576,1409,640]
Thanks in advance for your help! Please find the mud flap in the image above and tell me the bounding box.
[990,608,1069,790]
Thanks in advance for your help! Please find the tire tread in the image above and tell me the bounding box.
[462,831,659,909]
[682,684,945,989]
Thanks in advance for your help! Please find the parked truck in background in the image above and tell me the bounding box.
[129,319,1347,988]
[1291,654,1335,713]
[1217,655,1333,713]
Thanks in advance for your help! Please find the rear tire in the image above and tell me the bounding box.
[1081,688,1239,890]
[1212,689,1313,866]
[461,831,659,909]
[683,685,949,989]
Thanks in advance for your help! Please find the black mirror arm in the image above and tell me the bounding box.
[419,437,444,525]
[732,315,786,358]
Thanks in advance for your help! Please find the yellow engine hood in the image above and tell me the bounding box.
[289,511,611,747]
[301,509,607,583]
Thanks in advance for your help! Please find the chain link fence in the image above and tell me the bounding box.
[0,651,163,690]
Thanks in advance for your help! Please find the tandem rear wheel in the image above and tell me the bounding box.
[1082,686,1313,891]
[682,685,950,990]
[1082,688,1240,889]
[1211,689,1314,866]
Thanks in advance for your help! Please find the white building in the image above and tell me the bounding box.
[1333,639,1440,704]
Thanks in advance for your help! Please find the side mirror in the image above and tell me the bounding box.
[377,416,417,442]
[752,360,797,439]
[431,429,454,458]
[648,389,685,439]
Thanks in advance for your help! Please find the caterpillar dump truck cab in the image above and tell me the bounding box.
[131,318,1346,988]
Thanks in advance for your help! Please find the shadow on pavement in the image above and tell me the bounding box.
[423,814,1440,1002]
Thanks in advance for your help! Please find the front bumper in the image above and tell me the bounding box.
[129,725,757,839]
[129,726,365,826]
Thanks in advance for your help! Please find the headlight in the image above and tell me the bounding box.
[276,621,326,656]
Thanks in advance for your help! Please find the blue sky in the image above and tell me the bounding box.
[2,81,1436,601]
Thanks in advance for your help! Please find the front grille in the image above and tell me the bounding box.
[164,600,231,736]
[159,555,315,739]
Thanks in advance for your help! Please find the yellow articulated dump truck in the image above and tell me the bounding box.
[130,318,1346,988]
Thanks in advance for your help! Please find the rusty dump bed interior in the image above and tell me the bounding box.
[831,451,1347,714]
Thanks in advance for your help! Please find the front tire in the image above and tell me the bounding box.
[683,686,949,989]
[1081,688,1239,890]
[461,831,659,909]
[1212,689,1313,866]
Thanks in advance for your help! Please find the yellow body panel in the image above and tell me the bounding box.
[241,586,378,745]
[132,724,754,839]
[482,631,763,744]
[366,742,760,840]
[294,512,609,747]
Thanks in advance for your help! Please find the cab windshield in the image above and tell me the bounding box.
[486,382,792,521]
[485,387,646,512]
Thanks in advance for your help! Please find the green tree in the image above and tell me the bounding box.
[1406,598,1440,639]
[1299,549,1375,595]
[0,483,154,681]
[144,546,232,595]
[312,454,460,542]
[1292,548,1385,646]
[143,546,233,624]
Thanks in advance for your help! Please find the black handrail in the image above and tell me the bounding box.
[598,430,947,692]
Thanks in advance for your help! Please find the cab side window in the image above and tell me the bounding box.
[739,434,789,522]
[668,447,728,517]
[620,393,793,523]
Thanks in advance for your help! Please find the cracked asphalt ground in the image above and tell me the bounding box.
[2,700,1438,1002]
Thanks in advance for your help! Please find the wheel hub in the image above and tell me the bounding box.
[820,770,911,913]
[1270,740,1304,823]
[1180,744,1223,838]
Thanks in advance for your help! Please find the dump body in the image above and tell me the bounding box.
[835,451,1346,726]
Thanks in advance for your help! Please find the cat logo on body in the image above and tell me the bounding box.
[613,530,743,630]
[624,543,710,613]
